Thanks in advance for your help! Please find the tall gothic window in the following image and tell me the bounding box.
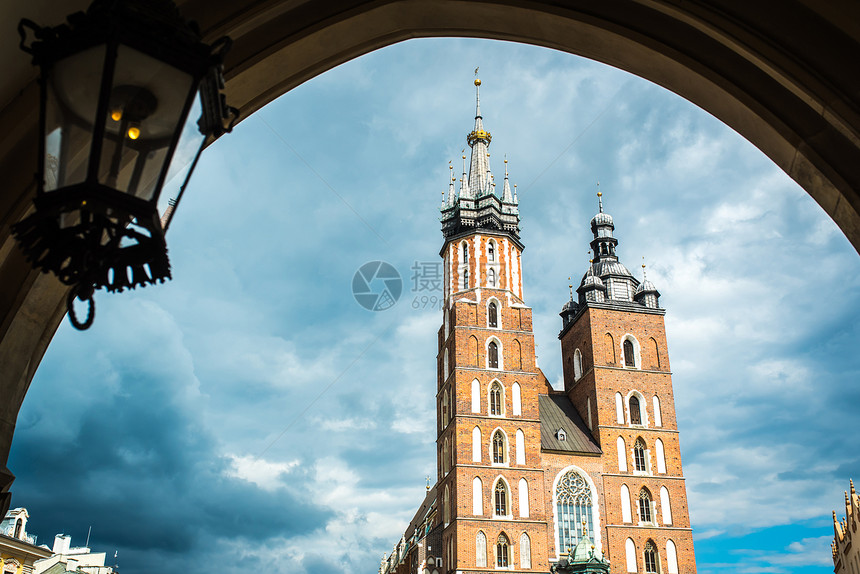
[496,533,509,567]
[488,268,497,287]
[493,430,505,463]
[555,470,594,554]
[629,395,642,425]
[634,438,647,472]
[495,481,509,515]
[488,302,498,328]
[639,488,653,524]
[624,339,635,367]
[462,268,469,290]
[475,532,488,568]
[490,382,502,415]
[488,241,496,262]
[644,540,658,573]
[488,341,499,369]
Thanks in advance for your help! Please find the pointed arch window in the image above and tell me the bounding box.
[13,519,22,539]
[520,533,531,569]
[488,268,497,287]
[476,532,488,568]
[634,438,647,472]
[462,268,469,290]
[639,489,653,524]
[496,533,510,567]
[443,485,451,526]
[625,538,637,573]
[495,480,509,516]
[555,470,594,554]
[488,341,499,369]
[472,426,482,462]
[490,382,503,416]
[488,240,496,262]
[488,302,498,328]
[644,540,658,573]
[493,430,506,464]
[573,349,583,381]
[473,477,483,515]
[442,388,450,427]
[623,338,636,367]
[629,395,642,425]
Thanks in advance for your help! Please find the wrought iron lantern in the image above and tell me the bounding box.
[12,0,238,329]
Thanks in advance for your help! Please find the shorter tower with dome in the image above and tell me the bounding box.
[380,78,697,574]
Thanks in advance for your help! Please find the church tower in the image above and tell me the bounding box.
[558,193,697,573]
[437,78,549,574]
[381,78,697,574]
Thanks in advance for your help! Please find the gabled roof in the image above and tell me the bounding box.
[539,394,601,455]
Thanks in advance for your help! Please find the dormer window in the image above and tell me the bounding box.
[556,428,567,441]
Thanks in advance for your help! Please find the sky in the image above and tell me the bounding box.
[9,38,860,574]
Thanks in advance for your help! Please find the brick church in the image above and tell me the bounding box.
[379,79,697,574]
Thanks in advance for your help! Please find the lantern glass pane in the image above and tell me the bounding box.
[44,45,107,191]
[158,95,204,217]
[96,45,194,202]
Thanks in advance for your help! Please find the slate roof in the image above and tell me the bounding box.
[539,393,602,455]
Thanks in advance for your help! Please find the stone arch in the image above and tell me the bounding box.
[1,0,860,518]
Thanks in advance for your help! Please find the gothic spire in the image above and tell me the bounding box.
[502,158,515,204]
[467,78,493,196]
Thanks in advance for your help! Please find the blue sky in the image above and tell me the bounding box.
[10,38,860,573]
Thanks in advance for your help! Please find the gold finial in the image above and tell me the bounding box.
[475,78,481,86]
[568,277,573,299]
[486,152,490,157]
[462,155,466,160]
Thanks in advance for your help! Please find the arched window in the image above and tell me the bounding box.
[13,519,22,539]
[493,430,506,464]
[666,540,679,574]
[471,379,481,413]
[634,438,647,472]
[625,538,637,573]
[629,395,642,425]
[655,438,666,474]
[469,336,479,366]
[443,485,451,526]
[620,484,632,523]
[617,436,628,472]
[442,388,449,427]
[488,268,497,287]
[488,240,496,262]
[476,532,488,568]
[443,438,450,474]
[496,533,510,567]
[512,382,522,416]
[573,348,583,380]
[472,426,482,462]
[520,533,532,569]
[615,392,625,424]
[653,395,662,427]
[516,429,525,465]
[639,489,653,524]
[555,470,594,554]
[644,540,658,573]
[488,341,499,369]
[519,478,530,517]
[660,486,673,525]
[443,348,449,379]
[587,397,592,430]
[490,382,503,415]
[495,480,509,516]
[488,302,498,327]
[624,339,635,367]
[473,477,483,515]
[462,267,469,290]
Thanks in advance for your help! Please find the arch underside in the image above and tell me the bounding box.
[1,0,859,511]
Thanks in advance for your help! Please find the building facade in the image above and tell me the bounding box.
[0,508,52,574]
[381,80,696,574]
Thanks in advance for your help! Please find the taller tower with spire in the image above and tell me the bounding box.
[380,79,697,574]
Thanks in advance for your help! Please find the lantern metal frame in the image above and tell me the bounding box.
[12,0,237,329]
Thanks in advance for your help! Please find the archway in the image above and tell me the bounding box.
[1,0,859,559]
